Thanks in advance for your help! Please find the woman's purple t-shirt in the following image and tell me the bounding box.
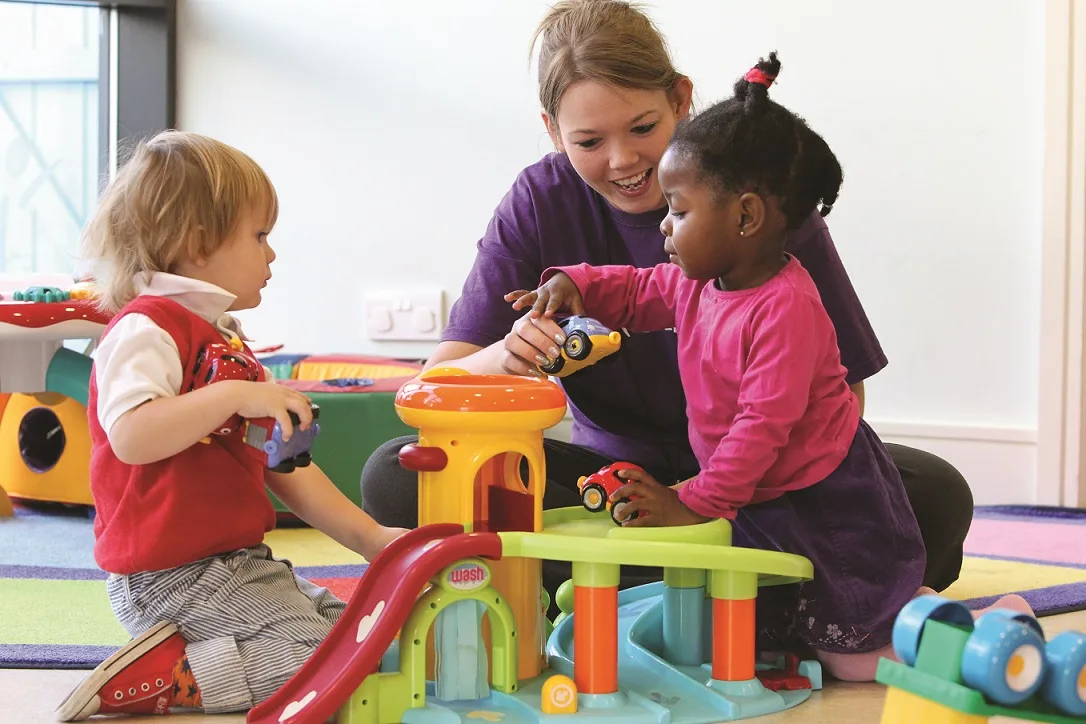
[443,152,887,481]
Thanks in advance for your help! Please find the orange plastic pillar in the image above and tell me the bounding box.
[710,570,758,682]
[572,561,620,694]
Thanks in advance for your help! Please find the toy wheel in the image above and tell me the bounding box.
[540,354,564,375]
[581,483,607,512]
[611,498,638,525]
[564,331,592,361]
[891,594,973,667]
[294,452,313,467]
[962,611,1047,706]
[270,459,296,473]
[1041,631,1086,716]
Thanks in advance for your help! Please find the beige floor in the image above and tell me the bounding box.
[2,610,1083,724]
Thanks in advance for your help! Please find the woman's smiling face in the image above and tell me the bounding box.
[544,78,692,215]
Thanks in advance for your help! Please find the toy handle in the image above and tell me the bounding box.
[398,443,448,472]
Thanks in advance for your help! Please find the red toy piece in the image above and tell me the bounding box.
[755,653,813,692]
[188,340,261,435]
[576,461,645,526]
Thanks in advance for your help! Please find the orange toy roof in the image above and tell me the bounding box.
[395,373,566,414]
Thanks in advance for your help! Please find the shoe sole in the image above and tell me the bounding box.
[55,620,179,722]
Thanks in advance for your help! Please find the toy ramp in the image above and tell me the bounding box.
[247,523,502,724]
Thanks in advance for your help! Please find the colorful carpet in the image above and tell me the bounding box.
[0,505,368,669]
[2,504,1085,669]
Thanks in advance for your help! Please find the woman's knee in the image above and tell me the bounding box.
[359,435,419,524]
[887,443,974,528]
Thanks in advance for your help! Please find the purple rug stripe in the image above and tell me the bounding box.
[972,505,1086,522]
[963,552,1086,571]
[962,581,1086,618]
[0,644,118,670]
[294,564,368,579]
[0,565,107,580]
[0,563,369,581]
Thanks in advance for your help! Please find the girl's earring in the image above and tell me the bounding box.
[739,229,746,237]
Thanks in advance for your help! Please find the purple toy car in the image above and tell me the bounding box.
[243,403,320,473]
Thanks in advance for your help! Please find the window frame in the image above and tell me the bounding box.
[2,0,176,189]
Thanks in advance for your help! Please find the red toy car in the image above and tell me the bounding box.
[188,341,261,435]
[576,461,644,525]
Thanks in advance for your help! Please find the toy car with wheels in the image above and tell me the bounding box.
[577,461,643,525]
[876,593,1086,722]
[243,403,321,473]
[539,315,623,377]
[188,341,262,435]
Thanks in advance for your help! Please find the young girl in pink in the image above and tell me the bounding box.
[57,131,405,721]
[509,53,1031,681]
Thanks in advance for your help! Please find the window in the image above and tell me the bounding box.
[0,2,100,274]
[0,0,173,279]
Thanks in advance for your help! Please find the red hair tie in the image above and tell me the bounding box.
[744,68,776,88]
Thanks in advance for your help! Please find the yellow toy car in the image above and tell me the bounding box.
[538,315,623,377]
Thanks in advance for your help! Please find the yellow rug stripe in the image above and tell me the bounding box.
[942,556,1086,602]
[262,528,367,566]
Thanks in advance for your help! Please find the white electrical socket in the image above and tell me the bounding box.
[364,287,445,341]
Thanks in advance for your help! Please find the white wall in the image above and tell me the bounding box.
[176,0,1046,503]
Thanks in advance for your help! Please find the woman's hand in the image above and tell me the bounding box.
[501,273,587,376]
[505,272,585,318]
[611,468,711,527]
[497,312,567,376]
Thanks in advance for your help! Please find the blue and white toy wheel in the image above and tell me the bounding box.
[962,612,1047,706]
[1042,631,1086,716]
[892,594,973,667]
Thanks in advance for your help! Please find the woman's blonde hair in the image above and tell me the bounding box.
[530,0,685,122]
[81,130,278,312]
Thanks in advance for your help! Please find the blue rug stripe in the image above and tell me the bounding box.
[0,644,118,670]
[962,581,1086,618]
[295,564,368,579]
[0,566,106,580]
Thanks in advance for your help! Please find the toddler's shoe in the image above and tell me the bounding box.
[56,620,185,721]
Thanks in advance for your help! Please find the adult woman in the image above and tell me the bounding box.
[361,0,972,603]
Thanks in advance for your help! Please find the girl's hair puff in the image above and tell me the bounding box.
[81,130,278,312]
[530,0,685,121]
[670,52,843,230]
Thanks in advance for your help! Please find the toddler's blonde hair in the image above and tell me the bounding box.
[82,130,278,313]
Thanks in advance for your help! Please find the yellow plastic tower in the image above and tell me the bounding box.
[0,392,92,506]
[394,368,567,679]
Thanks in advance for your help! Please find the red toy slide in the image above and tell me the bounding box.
[247,523,503,724]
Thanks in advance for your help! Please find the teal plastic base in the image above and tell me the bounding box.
[393,582,816,724]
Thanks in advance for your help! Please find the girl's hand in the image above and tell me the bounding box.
[233,381,314,441]
[501,273,587,376]
[505,272,585,318]
[611,468,712,527]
